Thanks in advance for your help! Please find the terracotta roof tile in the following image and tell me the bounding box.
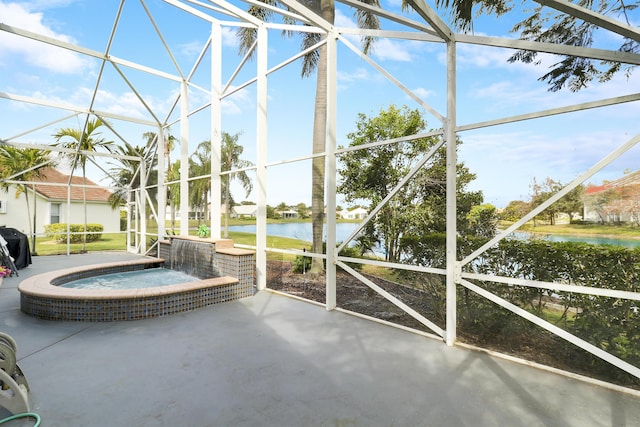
[585,171,640,195]
[33,168,112,202]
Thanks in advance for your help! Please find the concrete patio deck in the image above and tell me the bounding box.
[1,252,639,426]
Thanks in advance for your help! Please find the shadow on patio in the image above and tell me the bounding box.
[1,253,639,426]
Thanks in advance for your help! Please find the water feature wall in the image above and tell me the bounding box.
[170,238,218,279]
[159,236,255,298]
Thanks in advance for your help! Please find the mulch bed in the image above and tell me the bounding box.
[266,260,640,390]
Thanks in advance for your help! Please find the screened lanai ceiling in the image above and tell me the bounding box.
[2,0,640,380]
[2,0,639,210]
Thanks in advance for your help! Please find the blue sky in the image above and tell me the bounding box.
[1,0,639,209]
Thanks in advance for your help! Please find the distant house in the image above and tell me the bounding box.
[583,171,640,224]
[232,205,258,218]
[0,168,119,235]
[277,209,298,219]
[340,207,368,220]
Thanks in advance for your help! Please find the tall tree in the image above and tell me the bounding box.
[238,0,380,273]
[432,0,639,91]
[530,177,563,225]
[143,131,177,234]
[167,160,181,234]
[54,118,113,252]
[221,133,253,237]
[189,134,253,237]
[0,146,54,254]
[106,141,158,211]
[338,105,482,262]
[501,200,531,222]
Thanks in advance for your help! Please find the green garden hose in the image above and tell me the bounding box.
[0,412,41,426]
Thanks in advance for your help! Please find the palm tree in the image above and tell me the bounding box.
[0,146,55,254]
[189,142,212,227]
[238,0,379,272]
[167,161,181,234]
[190,133,253,238]
[54,118,113,252]
[143,131,177,234]
[106,140,157,211]
[222,132,253,238]
[432,0,638,92]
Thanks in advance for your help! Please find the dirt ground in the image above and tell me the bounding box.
[266,260,640,390]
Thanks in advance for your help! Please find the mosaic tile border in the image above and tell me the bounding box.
[18,255,254,322]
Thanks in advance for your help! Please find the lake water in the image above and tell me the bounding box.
[228,222,361,244]
[512,231,640,248]
[228,223,640,249]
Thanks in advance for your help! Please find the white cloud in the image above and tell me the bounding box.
[412,87,435,99]
[178,40,207,59]
[371,38,412,62]
[221,86,253,115]
[335,8,416,62]
[221,26,238,48]
[335,8,356,29]
[460,128,639,206]
[338,67,370,84]
[457,42,530,70]
[0,2,91,74]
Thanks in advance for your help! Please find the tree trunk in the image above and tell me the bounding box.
[310,42,327,274]
[23,185,33,252]
[82,166,87,252]
[224,174,230,238]
[170,200,176,234]
[31,185,37,255]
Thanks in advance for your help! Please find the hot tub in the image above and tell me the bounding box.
[18,258,241,321]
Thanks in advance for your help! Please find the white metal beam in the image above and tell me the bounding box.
[461,278,640,379]
[445,40,457,347]
[0,92,158,126]
[462,272,640,302]
[157,128,167,241]
[458,93,640,132]
[456,34,640,66]
[207,0,266,27]
[162,0,221,22]
[462,131,640,267]
[338,27,442,43]
[337,138,445,253]
[278,0,332,33]
[535,0,640,43]
[338,261,445,337]
[338,35,446,123]
[141,0,186,79]
[326,30,338,311]
[255,25,268,291]
[211,22,223,239]
[404,0,454,41]
[0,23,183,82]
[179,81,190,236]
[338,0,439,37]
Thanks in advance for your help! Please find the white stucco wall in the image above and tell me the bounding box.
[0,188,120,236]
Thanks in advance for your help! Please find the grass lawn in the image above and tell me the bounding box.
[33,233,129,256]
[31,230,311,259]
[515,222,640,239]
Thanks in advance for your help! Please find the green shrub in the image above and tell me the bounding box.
[44,223,104,243]
[292,242,364,273]
[402,235,640,385]
[120,210,127,231]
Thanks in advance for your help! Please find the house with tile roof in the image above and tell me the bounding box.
[0,168,120,236]
[583,171,640,224]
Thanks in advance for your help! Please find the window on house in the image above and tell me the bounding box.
[50,203,61,224]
